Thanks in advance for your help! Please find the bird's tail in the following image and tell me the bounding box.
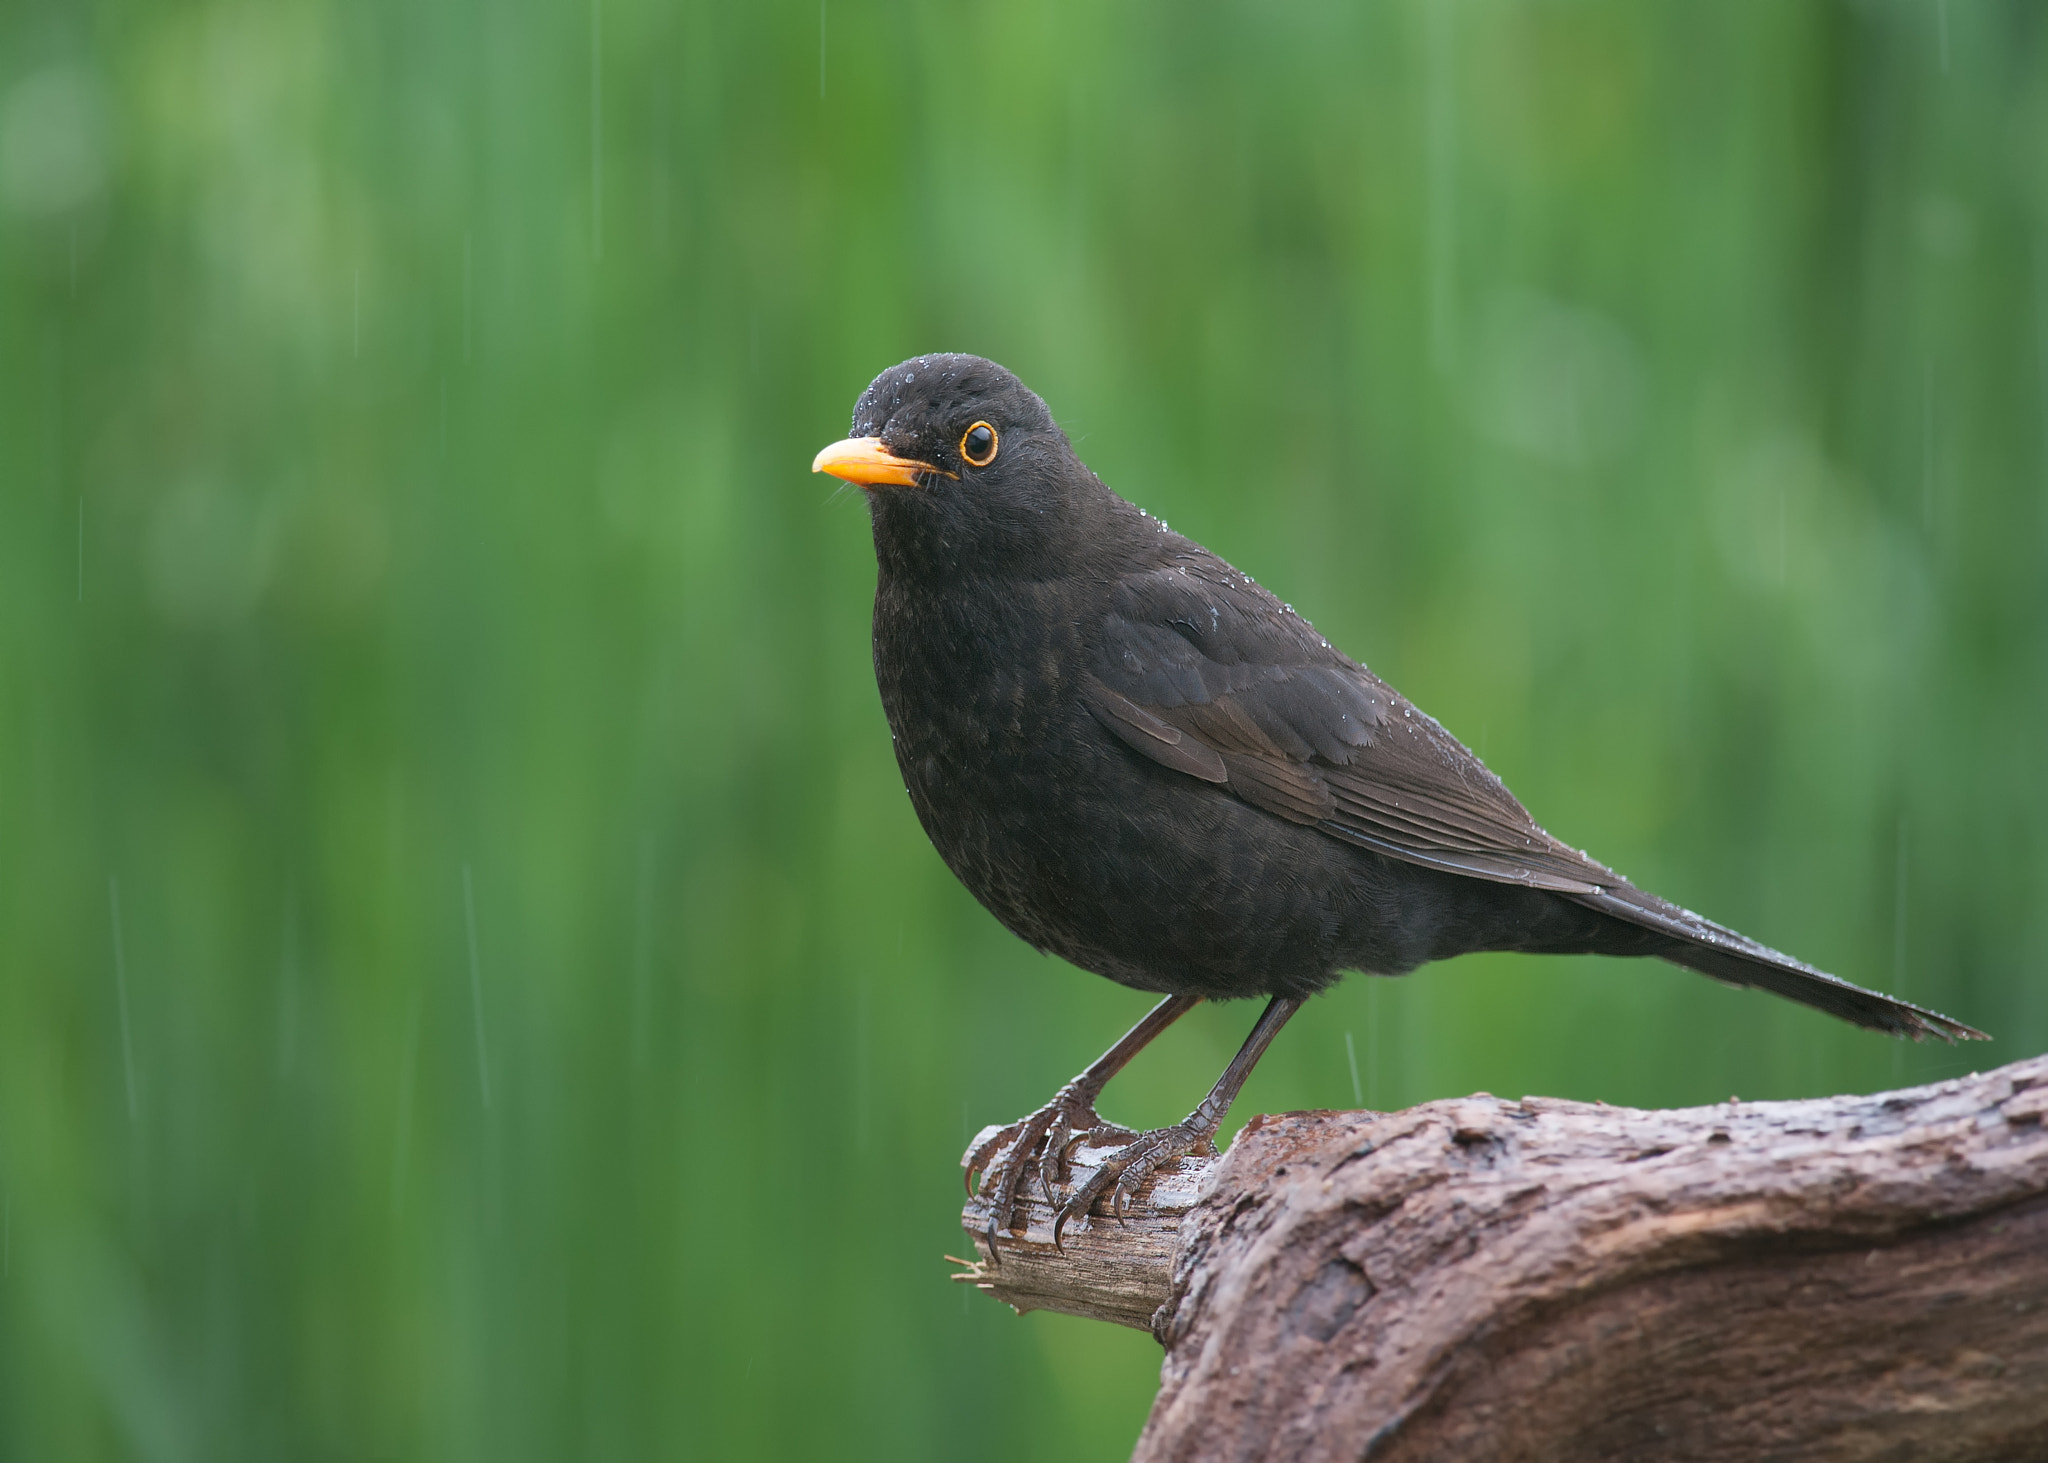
[1569,884,1987,1043]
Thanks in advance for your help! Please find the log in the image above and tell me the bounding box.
[953,1054,2048,1461]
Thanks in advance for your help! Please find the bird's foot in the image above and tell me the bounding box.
[963,1085,1137,1242]
[1052,1119,1216,1249]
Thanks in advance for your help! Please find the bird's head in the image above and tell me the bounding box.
[813,354,1107,580]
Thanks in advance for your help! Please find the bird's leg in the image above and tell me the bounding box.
[1053,995,1303,1249]
[963,993,1201,1242]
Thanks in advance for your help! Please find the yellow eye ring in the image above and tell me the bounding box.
[959,421,998,468]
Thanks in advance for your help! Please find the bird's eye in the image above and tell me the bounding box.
[959,422,998,468]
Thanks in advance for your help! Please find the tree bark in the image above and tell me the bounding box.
[954,1054,2048,1461]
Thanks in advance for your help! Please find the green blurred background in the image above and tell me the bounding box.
[2,0,2044,1456]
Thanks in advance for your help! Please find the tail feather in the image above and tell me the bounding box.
[1570,885,1987,1044]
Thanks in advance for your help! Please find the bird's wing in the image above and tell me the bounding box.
[1086,551,1986,1044]
[1086,555,1618,895]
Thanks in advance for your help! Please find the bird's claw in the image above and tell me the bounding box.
[1051,1120,1214,1250]
[1042,1109,1138,1205]
[962,1085,1122,1243]
[963,1115,1038,1199]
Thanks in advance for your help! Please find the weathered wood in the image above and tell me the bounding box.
[957,1055,2048,1461]
[955,1124,1210,1332]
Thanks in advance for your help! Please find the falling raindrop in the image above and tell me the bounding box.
[1892,815,1909,994]
[1776,480,1786,588]
[590,0,604,261]
[1922,363,1937,533]
[391,994,422,1218]
[1425,0,1459,375]
[277,895,300,1080]
[1365,979,1381,1108]
[631,834,654,1074]
[463,864,492,1109]
[109,877,136,1123]
[854,970,872,1152]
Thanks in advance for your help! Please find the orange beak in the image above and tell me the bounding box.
[811,436,948,488]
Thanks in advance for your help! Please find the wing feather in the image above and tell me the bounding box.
[1082,675,1227,783]
[1090,555,1617,892]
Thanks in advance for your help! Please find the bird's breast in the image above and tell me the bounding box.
[870,574,1112,878]
[873,578,1087,766]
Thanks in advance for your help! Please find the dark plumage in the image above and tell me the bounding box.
[814,353,1984,1242]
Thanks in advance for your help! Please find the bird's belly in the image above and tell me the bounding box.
[893,707,1372,1000]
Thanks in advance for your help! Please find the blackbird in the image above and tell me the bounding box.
[814,353,1985,1246]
